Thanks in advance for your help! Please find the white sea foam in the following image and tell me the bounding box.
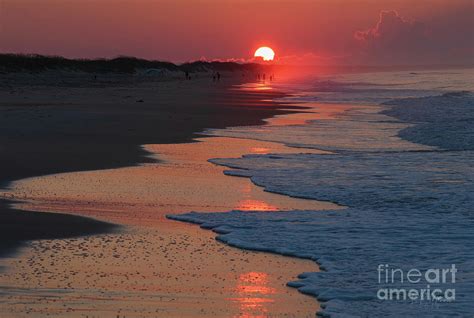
[169,69,474,317]
[383,91,474,151]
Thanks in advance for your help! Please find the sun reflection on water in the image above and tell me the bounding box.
[232,272,277,318]
[237,183,279,211]
[237,199,278,211]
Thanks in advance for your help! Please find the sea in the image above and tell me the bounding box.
[170,68,474,317]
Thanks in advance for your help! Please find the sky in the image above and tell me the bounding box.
[0,0,473,65]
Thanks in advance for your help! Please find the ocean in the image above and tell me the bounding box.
[170,68,474,317]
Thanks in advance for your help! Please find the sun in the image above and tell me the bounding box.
[254,47,275,61]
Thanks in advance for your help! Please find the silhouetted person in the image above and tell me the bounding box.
[185,71,190,80]
[270,75,273,81]
[257,73,261,80]
[212,74,216,81]
[217,72,221,81]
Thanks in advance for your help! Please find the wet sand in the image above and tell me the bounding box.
[5,137,335,220]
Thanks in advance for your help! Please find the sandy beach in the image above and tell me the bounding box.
[0,72,338,317]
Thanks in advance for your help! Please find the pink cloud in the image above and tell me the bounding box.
[354,11,426,43]
[354,10,429,56]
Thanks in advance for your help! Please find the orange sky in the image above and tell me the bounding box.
[0,0,472,65]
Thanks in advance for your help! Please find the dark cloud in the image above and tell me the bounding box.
[353,10,474,65]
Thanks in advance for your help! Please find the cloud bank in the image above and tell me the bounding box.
[353,10,474,65]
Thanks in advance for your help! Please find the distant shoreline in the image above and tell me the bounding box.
[1,53,471,75]
[0,53,270,74]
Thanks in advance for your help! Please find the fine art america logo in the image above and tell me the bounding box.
[377,264,457,303]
